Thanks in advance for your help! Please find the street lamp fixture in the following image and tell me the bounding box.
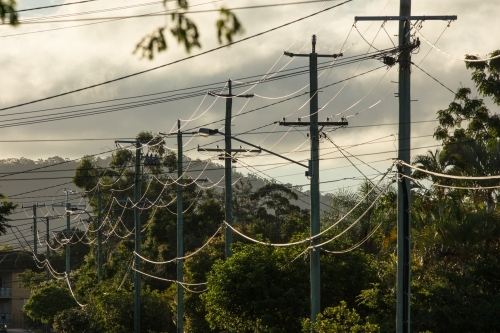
[198,128,310,175]
[198,128,219,137]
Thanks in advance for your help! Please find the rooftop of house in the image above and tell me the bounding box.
[0,251,20,272]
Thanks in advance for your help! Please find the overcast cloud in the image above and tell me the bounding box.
[1,0,500,195]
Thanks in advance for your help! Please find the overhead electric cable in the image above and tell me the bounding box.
[0,0,216,37]
[414,26,500,62]
[0,51,389,132]
[17,0,345,25]
[399,161,500,180]
[411,62,455,94]
[14,0,97,13]
[0,0,352,112]
[402,174,500,190]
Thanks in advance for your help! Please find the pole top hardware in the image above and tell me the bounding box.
[208,91,254,98]
[284,51,343,58]
[22,203,46,208]
[279,120,348,127]
[354,15,457,21]
[143,153,161,166]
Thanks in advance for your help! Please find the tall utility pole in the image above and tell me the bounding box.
[97,184,103,283]
[22,203,45,256]
[46,216,50,281]
[160,125,206,333]
[64,189,72,278]
[115,140,143,333]
[355,11,456,333]
[45,216,50,333]
[224,81,233,259]
[205,80,254,258]
[49,189,78,278]
[177,119,184,333]
[134,143,142,333]
[66,208,71,276]
[33,204,37,255]
[397,3,412,331]
[281,35,344,323]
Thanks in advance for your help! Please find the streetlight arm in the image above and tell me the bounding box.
[216,131,309,169]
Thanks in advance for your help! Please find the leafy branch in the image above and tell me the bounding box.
[0,0,18,25]
[134,0,242,59]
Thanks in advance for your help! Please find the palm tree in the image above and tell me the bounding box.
[411,149,452,218]
[441,140,500,212]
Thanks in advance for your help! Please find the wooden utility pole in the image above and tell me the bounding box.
[134,143,142,333]
[204,80,254,259]
[281,35,345,323]
[355,9,457,332]
[115,140,143,333]
[160,124,207,333]
[21,203,45,256]
[177,119,184,333]
[97,184,103,283]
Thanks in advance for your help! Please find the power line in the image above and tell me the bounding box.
[0,127,430,146]
[0,48,391,130]
[412,62,455,94]
[0,137,134,143]
[5,46,393,118]
[181,67,390,139]
[0,1,350,113]
[2,0,221,38]
[15,0,98,13]
[0,61,388,130]
[17,0,345,25]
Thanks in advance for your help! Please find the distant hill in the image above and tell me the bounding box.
[0,155,334,249]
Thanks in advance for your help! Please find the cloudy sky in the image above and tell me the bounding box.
[1,0,500,197]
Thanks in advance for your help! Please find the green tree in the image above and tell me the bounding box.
[18,269,46,293]
[411,149,452,218]
[183,234,225,333]
[54,286,176,333]
[302,301,380,333]
[202,242,373,332]
[247,182,309,242]
[15,250,46,272]
[53,306,99,333]
[202,244,309,332]
[24,284,78,324]
[0,193,17,235]
[325,180,393,254]
[433,50,500,212]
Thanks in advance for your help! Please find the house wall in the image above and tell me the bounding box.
[0,272,13,325]
[12,272,30,318]
[0,272,30,328]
